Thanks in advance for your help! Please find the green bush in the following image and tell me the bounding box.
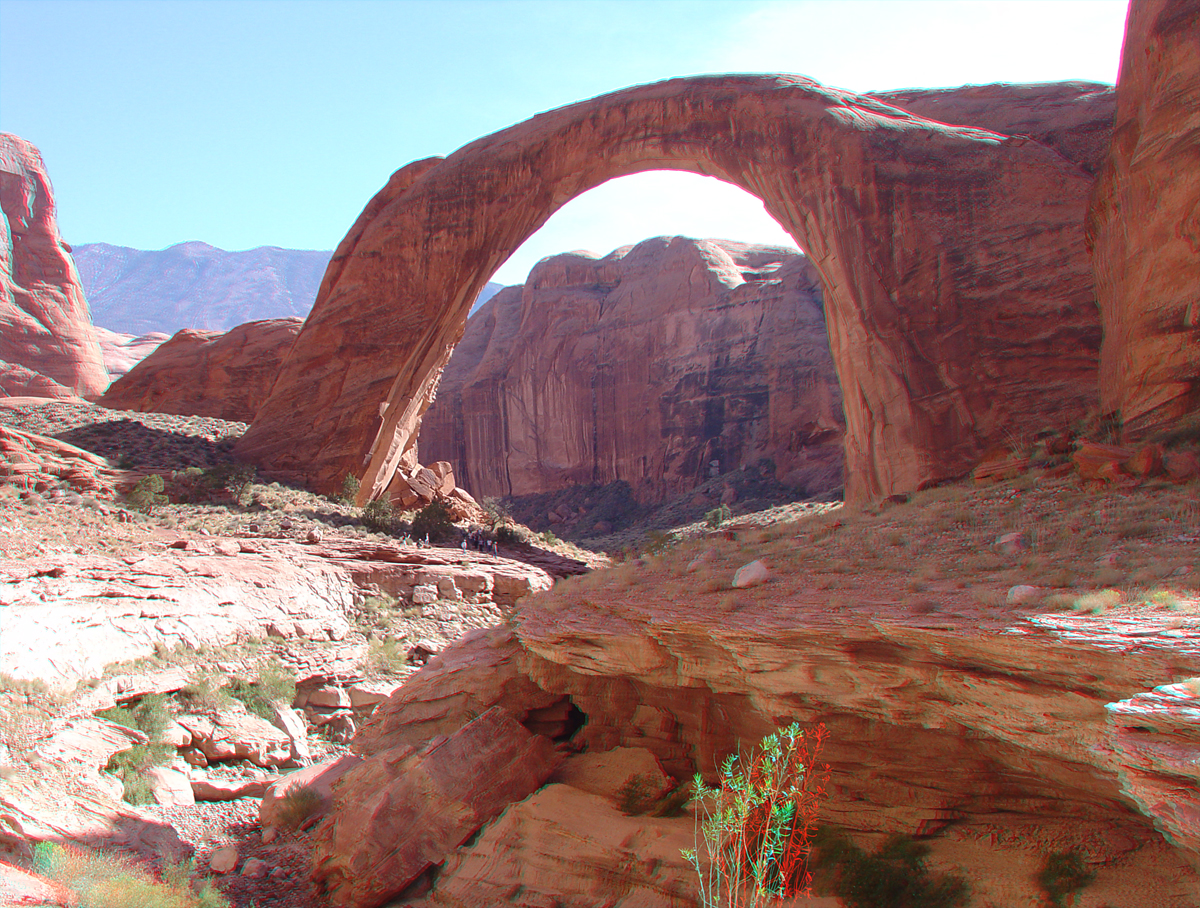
[275,783,323,829]
[33,842,231,908]
[178,672,234,714]
[226,661,296,719]
[361,497,401,535]
[411,498,455,543]
[125,474,167,513]
[340,473,361,504]
[810,828,969,908]
[684,723,828,907]
[706,504,732,529]
[494,523,522,545]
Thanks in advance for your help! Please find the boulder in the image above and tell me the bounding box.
[0,134,108,397]
[1089,0,1200,440]
[311,707,561,908]
[176,709,292,768]
[191,776,275,802]
[0,423,123,497]
[0,860,75,907]
[146,766,195,807]
[270,704,311,767]
[98,318,303,422]
[208,845,238,874]
[0,362,75,400]
[238,78,1108,505]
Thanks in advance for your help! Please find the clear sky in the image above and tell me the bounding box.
[1,0,1129,285]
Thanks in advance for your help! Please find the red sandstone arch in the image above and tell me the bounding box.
[237,74,1108,504]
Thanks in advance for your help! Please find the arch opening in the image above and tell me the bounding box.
[236,75,1109,506]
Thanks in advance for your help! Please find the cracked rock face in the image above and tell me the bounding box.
[418,237,843,504]
[238,76,1109,505]
[0,134,108,398]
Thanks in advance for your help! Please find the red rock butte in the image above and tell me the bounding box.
[237,74,1115,504]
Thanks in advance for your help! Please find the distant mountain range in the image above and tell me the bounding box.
[74,241,504,336]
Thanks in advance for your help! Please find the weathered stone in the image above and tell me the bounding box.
[208,845,238,874]
[731,559,769,589]
[0,860,75,907]
[312,707,562,908]
[176,709,292,768]
[411,584,438,606]
[1089,0,1200,440]
[192,777,274,802]
[238,78,1107,505]
[306,685,351,710]
[92,327,169,382]
[270,704,311,767]
[0,134,108,397]
[146,766,195,807]
[0,424,122,498]
[240,857,269,878]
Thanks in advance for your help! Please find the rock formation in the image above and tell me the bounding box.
[238,77,1110,505]
[99,318,303,422]
[1088,0,1200,440]
[92,326,169,382]
[0,134,107,398]
[418,237,843,503]
[318,581,1200,907]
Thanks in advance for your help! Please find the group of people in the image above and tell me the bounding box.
[462,528,500,556]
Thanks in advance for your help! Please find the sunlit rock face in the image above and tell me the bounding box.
[0,134,107,398]
[99,317,303,422]
[418,236,843,504]
[237,75,1110,505]
[1089,0,1200,440]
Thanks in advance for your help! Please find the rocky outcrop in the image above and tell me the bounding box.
[0,362,75,400]
[0,135,107,397]
[99,317,303,422]
[1088,0,1200,440]
[239,77,1109,505]
[339,581,1200,906]
[0,535,551,694]
[92,326,169,382]
[418,237,843,503]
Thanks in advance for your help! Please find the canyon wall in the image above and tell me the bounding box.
[1089,0,1200,440]
[238,77,1109,506]
[0,134,107,398]
[418,237,843,503]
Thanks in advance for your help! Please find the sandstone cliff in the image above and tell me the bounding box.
[99,318,303,423]
[0,134,107,398]
[418,237,843,504]
[1088,0,1200,440]
[238,77,1109,506]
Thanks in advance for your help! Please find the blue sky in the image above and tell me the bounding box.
[1,0,1128,285]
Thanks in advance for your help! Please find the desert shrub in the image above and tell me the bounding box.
[226,660,296,719]
[97,692,171,741]
[642,529,678,555]
[125,474,167,513]
[207,463,256,504]
[340,473,361,504]
[275,783,323,829]
[683,723,829,907]
[33,842,230,908]
[411,498,455,543]
[810,829,969,908]
[1036,850,1095,908]
[367,638,409,674]
[163,465,254,505]
[539,530,560,547]
[178,672,233,714]
[361,497,401,535]
[617,773,660,816]
[706,504,732,529]
[106,742,175,804]
[494,523,522,544]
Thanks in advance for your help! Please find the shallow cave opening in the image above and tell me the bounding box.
[521,696,587,743]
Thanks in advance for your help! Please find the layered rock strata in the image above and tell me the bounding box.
[1088,0,1200,439]
[0,134,107,397]
[322,584,1200,907]
[238,78,1109,505]
[419,237,843,503]
[99,317,303,422]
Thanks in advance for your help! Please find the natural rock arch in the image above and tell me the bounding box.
[237,74,1108,504]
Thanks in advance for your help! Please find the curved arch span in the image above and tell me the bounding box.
[237,74,1106,504]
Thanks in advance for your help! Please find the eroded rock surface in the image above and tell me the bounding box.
[348,590,1200,906]
[240,77,1108,505]
[0,134,107,397]
[419,237,843,503]
[92,326,169,382]
[1089,0,1200,439]
[99,318,303,422]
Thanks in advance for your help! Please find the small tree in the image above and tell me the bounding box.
[411,498,455,543]
[683,723,828,908]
